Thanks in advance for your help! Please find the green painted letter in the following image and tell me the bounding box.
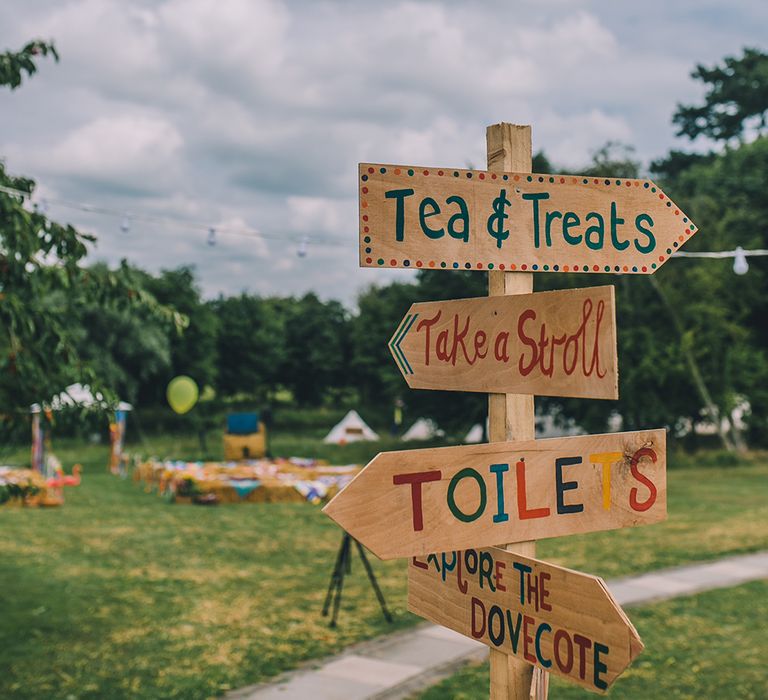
[385,188,414,242]
[522,192,550,248]
[585,212,605,250]
[562,212,582,245]
[634,213,655,253]
[610,202,629,250]
[419,197,444,239]
[446,195,470,242]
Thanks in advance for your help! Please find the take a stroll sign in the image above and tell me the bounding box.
[325,122,698,697]
[389,286,618,399]
[359,163,695,274]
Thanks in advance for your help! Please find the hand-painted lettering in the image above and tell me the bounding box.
[516,458,551,520]
[384,188,414,242]
[392,470,441,531]
[629,447,658,511]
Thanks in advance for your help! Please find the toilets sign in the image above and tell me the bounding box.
[359,163,697,273]
[323,429,666,560]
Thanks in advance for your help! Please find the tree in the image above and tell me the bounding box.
[281,293,349,406]
[140,266,218,402]
[73,263,177,405]
[657,136,768,447]
[673,48,768,143]
[349,282,417,419]
[212,294,285,400]
[0,41,179,436]
[0,40,58,89]
[0,41,95,425]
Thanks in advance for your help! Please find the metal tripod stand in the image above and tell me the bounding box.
[322,531,393,627]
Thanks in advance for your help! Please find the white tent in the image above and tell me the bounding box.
[464,423,484,443]
[31,383,132,413]
[323,410,379,444]
[402,418,444,441]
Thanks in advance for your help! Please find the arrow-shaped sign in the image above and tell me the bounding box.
[323,430,666,559]
[359,163,697,273]
[389,286,617,399]
[409,547,643,693]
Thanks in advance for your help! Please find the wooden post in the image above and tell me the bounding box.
[486,123,542,700]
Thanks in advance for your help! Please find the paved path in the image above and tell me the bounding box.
[227,551,768,700]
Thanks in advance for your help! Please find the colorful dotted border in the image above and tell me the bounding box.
[359,164,697,273]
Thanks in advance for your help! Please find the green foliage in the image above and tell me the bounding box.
[673,47,768,142]
[349,282,418,422]
[72,263,180,405]
[0,41,180,436]
[212,293,286,400]
[140,266,217,401]
[0,161,95,416]
[281,293,349,406]
[657,136,768,443]
[0,40,57,89]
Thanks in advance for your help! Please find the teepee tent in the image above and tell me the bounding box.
[323,410,379,444]
[402,418,444,441]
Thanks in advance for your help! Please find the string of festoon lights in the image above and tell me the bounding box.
[0,183,344,257]
[673,247,768,275]
[1,182,767,270]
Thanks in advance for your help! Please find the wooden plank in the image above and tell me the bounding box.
[323,429,667,560]
[358,163,697,273]
[408,547,644,693]
[486,122,539,700]
[390,285,618,399]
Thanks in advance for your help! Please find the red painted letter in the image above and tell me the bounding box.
[471,597,486,639]
[629,447,658,512]
[416,311,441,366]
[516,459,551,520]
[393,470,442,531]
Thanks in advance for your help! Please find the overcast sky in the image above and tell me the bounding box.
[1,1,765,303]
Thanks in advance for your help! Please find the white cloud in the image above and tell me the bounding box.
[537,109,633,168]
[41,115,183,187]
[288,197,342,234]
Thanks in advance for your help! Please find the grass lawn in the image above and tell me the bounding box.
[415,580,768,699]
[0,435,766,699]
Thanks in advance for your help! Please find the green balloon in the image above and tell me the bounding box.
[167,376,199,415]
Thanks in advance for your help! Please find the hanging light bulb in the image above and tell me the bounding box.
[120,214,131,233]
[207,227,217,246]
[297,235,309,258]
[733,246,749,275]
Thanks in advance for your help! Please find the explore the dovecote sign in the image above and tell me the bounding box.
[359,163,697,273]
[409,547,643,693]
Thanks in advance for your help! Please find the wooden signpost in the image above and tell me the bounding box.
[359,163,696,273]
[323,429,666,560]
[408,547,644,693]
[389,285,618,399]
[325,122,698,698]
